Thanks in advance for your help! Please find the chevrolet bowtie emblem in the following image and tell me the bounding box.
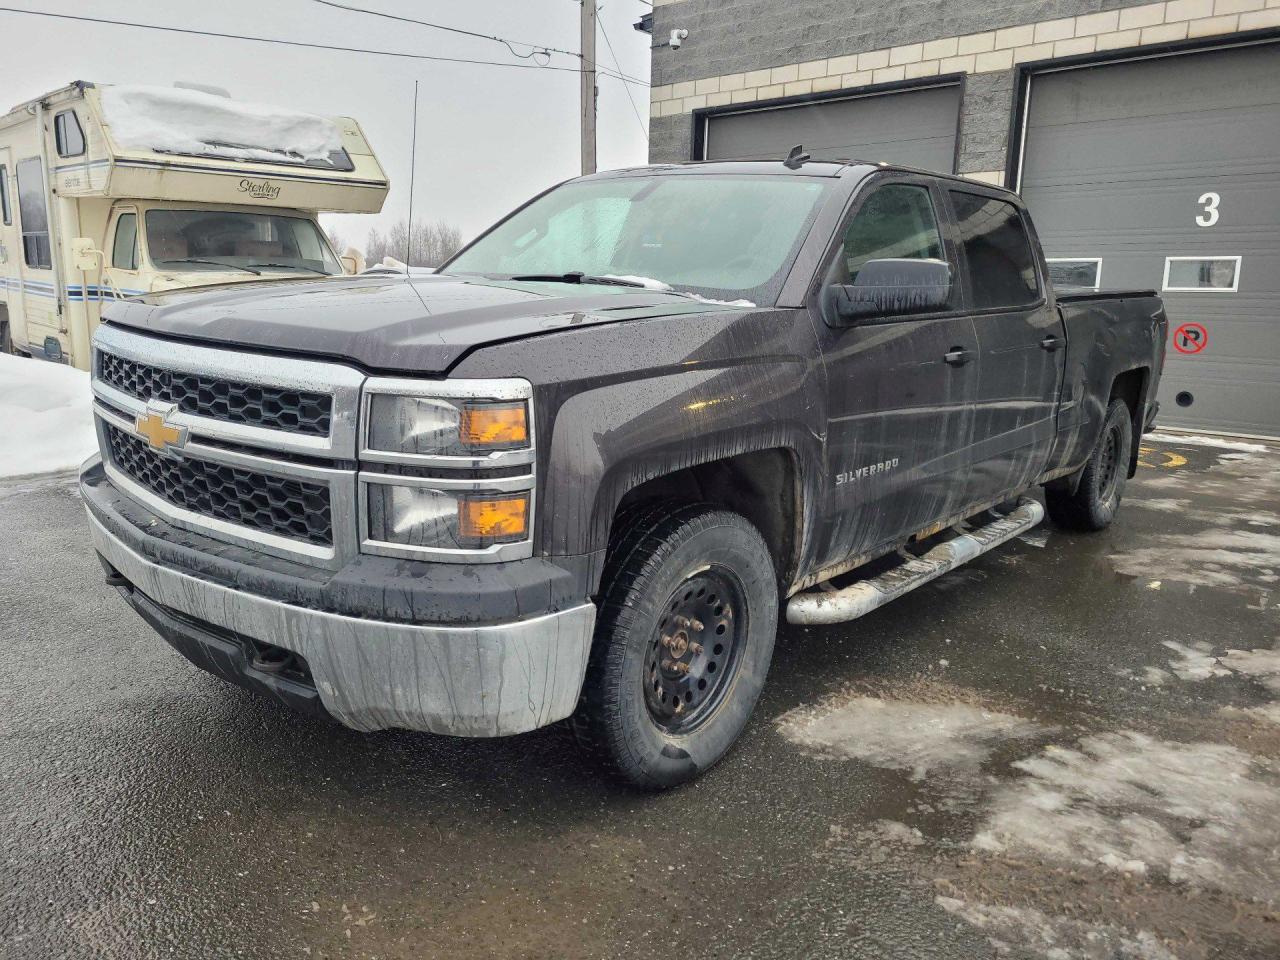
[134,403,187,455]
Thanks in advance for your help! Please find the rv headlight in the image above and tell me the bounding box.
[365,482,530,549]
[362,380,532,461]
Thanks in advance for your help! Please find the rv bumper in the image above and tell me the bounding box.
[82,459,596,737]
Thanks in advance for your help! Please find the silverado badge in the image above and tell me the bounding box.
[134,403,187,456]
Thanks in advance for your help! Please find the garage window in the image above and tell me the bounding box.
[949,191,1040,309]
[1162,256,1240,293]
[1046,258,1101,290]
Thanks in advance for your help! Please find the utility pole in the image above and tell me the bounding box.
[579,0,597,175]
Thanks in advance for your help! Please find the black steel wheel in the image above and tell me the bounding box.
[644,568,748,734]
[571,502,777,790]
[1045,397,1133,531]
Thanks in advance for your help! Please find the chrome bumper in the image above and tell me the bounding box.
[88,510,596,737]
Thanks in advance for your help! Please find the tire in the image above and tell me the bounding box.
[571,502,777,789]
[0,319,11,356]
[1045,398,1133,531]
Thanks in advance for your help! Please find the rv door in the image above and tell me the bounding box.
[13,155,61,357]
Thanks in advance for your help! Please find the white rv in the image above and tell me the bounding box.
[0,81,388,369]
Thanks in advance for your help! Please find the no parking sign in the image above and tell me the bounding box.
[1173,323,1207,354]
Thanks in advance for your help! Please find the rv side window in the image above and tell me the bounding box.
[55,110,86,158]
[112,214,139,271]
[0,165,10,225]
[16,157,52,269]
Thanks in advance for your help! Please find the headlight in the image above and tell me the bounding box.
[364,482,529,550]
[358,378,536,562]
[362,378,532,463]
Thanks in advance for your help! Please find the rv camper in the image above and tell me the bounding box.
[0,81,388,369]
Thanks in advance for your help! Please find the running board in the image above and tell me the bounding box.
[785,498,1045,626]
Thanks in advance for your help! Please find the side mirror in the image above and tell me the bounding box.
[824,258,952,326]
[340,246,365,276]
[71,237,103,272]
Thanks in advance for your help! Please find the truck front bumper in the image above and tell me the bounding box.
[84,469,596,738]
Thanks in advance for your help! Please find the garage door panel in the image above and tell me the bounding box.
[1020,42,1280,437]
[704,84,960,172]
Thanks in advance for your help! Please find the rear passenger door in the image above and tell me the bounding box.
[944,187,1065,508]
[808,175,978,574]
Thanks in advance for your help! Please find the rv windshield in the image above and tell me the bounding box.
[144,209,342,276]
[445,174,831,304]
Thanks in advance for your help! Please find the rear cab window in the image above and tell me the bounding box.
[948,191,1040,309]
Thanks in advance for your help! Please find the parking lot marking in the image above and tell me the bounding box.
[1137,446,1188,470]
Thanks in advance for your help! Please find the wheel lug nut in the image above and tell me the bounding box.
[660,635,674,649]
[690,642,703,655]
[689,619,704,632]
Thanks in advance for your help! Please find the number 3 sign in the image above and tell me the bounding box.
[1196,192,1220,227]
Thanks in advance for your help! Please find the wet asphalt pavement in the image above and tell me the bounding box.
[3,434,1279,960]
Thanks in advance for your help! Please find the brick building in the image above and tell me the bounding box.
[643,1,1280,436]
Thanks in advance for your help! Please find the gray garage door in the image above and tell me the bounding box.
[1019,42,1280,438]
[703,83,961,172]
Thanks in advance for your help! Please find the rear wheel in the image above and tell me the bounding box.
[1045,398,1133,531]
[572,503,777,789]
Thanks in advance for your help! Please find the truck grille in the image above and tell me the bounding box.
[98,351,333,437]
[104,422,333,547]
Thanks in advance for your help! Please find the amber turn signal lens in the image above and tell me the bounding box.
[458,495,530,543]
[460,402,528,448]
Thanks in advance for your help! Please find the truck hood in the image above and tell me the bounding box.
[102,273,742,373]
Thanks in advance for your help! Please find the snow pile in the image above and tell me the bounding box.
[100,85,343,165]
[0,354,97,478]
[1144,432,1268,453]
[971,731,1280,902]
[936,897,1179,960]
[776,694,1046,781]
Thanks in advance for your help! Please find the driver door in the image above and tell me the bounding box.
[808,175,979,574]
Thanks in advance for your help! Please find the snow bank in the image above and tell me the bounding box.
[100,85,343,165]
[1145,432,1269,453]
[0,355,97,478]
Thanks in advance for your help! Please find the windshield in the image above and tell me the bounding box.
[445,174,830,304]
[144,209,342,275]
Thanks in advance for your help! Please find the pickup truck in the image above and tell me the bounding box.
[80,159,1167,789]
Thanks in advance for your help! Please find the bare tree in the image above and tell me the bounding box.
[365,219,463,268]
[325,227,345,255]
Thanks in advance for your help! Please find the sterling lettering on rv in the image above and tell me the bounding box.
[238,178,282,200]
[835,459,900,485]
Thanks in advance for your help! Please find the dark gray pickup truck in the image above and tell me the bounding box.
[81,159,1167,788]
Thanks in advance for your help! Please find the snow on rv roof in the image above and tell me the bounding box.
[99,84,344,166]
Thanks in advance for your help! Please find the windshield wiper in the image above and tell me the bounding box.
[246,262,330,276]
[509,271,645,288]
[156,257,261,275]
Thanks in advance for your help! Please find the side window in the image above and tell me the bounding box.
[948,191,1040,309]
[55,111,86,158]
[828,183,946,285]
[16,157,52,269]
[0,165,10,225]
[111,213,138,270]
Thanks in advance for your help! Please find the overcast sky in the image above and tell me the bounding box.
[0,0,652,250]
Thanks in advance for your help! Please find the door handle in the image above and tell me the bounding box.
[1040,335,1064,351]
[944,347,972,366]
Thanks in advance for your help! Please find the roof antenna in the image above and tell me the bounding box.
[783,144,810,169]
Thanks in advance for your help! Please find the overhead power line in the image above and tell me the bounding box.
[308,0,579,62]
[0,6,648,86]
[309,0,648,86]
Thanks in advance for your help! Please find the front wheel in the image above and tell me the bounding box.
[1045,398,1133,531]
[572,503,777,789]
